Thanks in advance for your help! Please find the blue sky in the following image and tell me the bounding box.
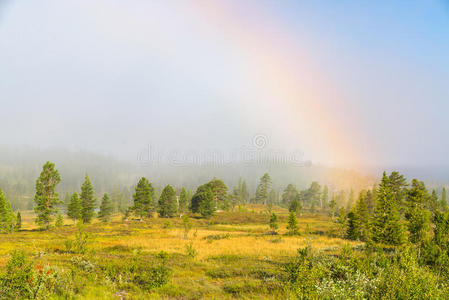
[0,0,448,168]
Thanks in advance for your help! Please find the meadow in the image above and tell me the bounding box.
[0,205,359,299]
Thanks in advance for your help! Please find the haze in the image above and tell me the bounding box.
[1,0,448,169]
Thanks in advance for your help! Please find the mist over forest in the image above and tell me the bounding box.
[0,145,378,210]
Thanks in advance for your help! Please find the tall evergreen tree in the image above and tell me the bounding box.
[365,189,376,216]
[355,191,370,240]
[0,189,15,233]
[158,185,178,218]
[99,193,113,222]
[208,178,228,209]
[388,171,408,210]
[34,161,61,230]
[256,173,271,204]
[178,187,189,215]
[321,185,329,208]
[346,211,360,240]
[372,172,405,245]
[190,184,215,217]
[67,192,82,225]
[305,182,321,207]
[132,177,154,220]
[80,174,96,223]
[282,184,298,207]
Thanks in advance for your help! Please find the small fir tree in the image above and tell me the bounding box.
[80,174,96,223]
[158,185,178,218]
[269,212,279,232]
[99,193,113,222]
[287,211,299,235]
[67,192,82,225]
[33,161,61,230]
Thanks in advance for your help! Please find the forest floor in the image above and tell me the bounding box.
[0,205,360,299]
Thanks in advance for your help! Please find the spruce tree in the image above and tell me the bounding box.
[256,173,271,204]
[99,193,113,222]
[289,197,301,214]
[346,211,360,240]
[67,192,82,225]
[191,184,215,217]
[207,178,228,209]
[158,185,177,218]
[15,211,21,231]
[269,212,278,232]
[132,177,154,220]
[55,213,64,228]
[178,187,189,214]
[287,211,299,235]
[321,185,329,208]
[0,189,15,233]
[372,172,405,245]
[80,174,96,223]
[282,184,298,207]
[34,161,61,230]
[355,191,370,240]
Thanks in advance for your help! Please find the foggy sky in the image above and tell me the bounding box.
[1,0,448,168]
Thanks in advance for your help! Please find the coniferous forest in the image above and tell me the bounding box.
[2,0,449,299]
[1,161,449,298]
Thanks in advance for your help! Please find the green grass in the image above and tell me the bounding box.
[0,208,357,299]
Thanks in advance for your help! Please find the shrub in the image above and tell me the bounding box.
[185,242,198,258]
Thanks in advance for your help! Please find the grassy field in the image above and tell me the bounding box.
[0,205,360,299]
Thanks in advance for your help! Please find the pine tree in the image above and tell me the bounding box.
[67,192,82,225]
[389,171,408,209]
[430,190,439,213]
[207,178,228,209]
[305,182,321,208]
[287,211,299,235]
[346,211,360,240]
[158,185,177,218]
[179,187,189,215]
[282,184,298,207]
[289,197,301,214]
[321,186,329,208]
[15,211,21,231]
[190,184,215,217]
[269,213,278,232]
[355,191,370,240]
[372,172,405,245]
[80,174,96,223]
[336,207,347,237]
[0,189,15,233]
[34,161,61,230]
[132,177,154,220]
[55,213,64,228]
[99,193,113,222]
[407,206,431,246]
[256,173,271,204]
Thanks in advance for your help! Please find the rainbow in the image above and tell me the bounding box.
[188,1,369,168]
